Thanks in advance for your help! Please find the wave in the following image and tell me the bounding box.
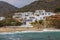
[0,29,60,34]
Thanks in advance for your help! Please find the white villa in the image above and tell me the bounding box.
[13,10,55,27]
[0,17,5,21]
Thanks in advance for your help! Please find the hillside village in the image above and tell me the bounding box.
[1,9,60,32]
[0,10,55,27]
[13,10,55,27]
[0,0,60,40]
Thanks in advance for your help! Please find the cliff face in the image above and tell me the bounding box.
[0,1,18,17]
[19,0,60,12]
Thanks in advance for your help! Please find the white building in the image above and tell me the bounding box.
[0,17,5,21]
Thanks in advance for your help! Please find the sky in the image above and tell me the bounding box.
[0,0,36,8]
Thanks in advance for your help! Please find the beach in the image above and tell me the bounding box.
[0,27,60,34]
[0,27,60,40]
[0,27,43,32]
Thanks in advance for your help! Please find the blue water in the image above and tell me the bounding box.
[0,31,60,40]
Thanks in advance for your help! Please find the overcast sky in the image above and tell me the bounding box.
[0,0,36,8]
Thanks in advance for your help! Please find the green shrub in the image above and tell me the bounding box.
[54,8,60,12]
[0,18,23,26]
[0,21,4,27]
[39,20,43,24]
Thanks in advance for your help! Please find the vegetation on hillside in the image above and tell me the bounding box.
[46,15,60,29]
[31,15,60,29]
[0,18,23,27]
[19,0,60,12]
[54,8,60,12]
[31,20,44,28]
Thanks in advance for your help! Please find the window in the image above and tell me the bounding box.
[42,13,44,15]
[45,13,47,15]
[48,13,50,15]
[25,15,28,16]
[43,17,45,19]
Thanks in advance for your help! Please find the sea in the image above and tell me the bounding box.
[0,31,60,40]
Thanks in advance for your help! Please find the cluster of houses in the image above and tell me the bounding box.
[0,10,56,27]
[13,10,55,27]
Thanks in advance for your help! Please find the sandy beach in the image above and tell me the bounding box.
[0,27,43,32]
[0,27,60,34]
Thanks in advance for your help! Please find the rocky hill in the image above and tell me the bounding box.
[0,1,18,17]
[19,0,60,12]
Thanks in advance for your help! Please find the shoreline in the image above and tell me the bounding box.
[0,29,60,34]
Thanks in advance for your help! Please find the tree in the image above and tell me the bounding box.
[54,8,60,12]
[0,21,4,27]
[39,20,43,25]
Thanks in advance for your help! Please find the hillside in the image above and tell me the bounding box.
[0,1,18,17]
[19,0,60,12]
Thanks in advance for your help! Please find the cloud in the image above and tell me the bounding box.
[0,0,36,8]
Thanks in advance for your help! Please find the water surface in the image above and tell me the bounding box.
[0,31,60,40]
